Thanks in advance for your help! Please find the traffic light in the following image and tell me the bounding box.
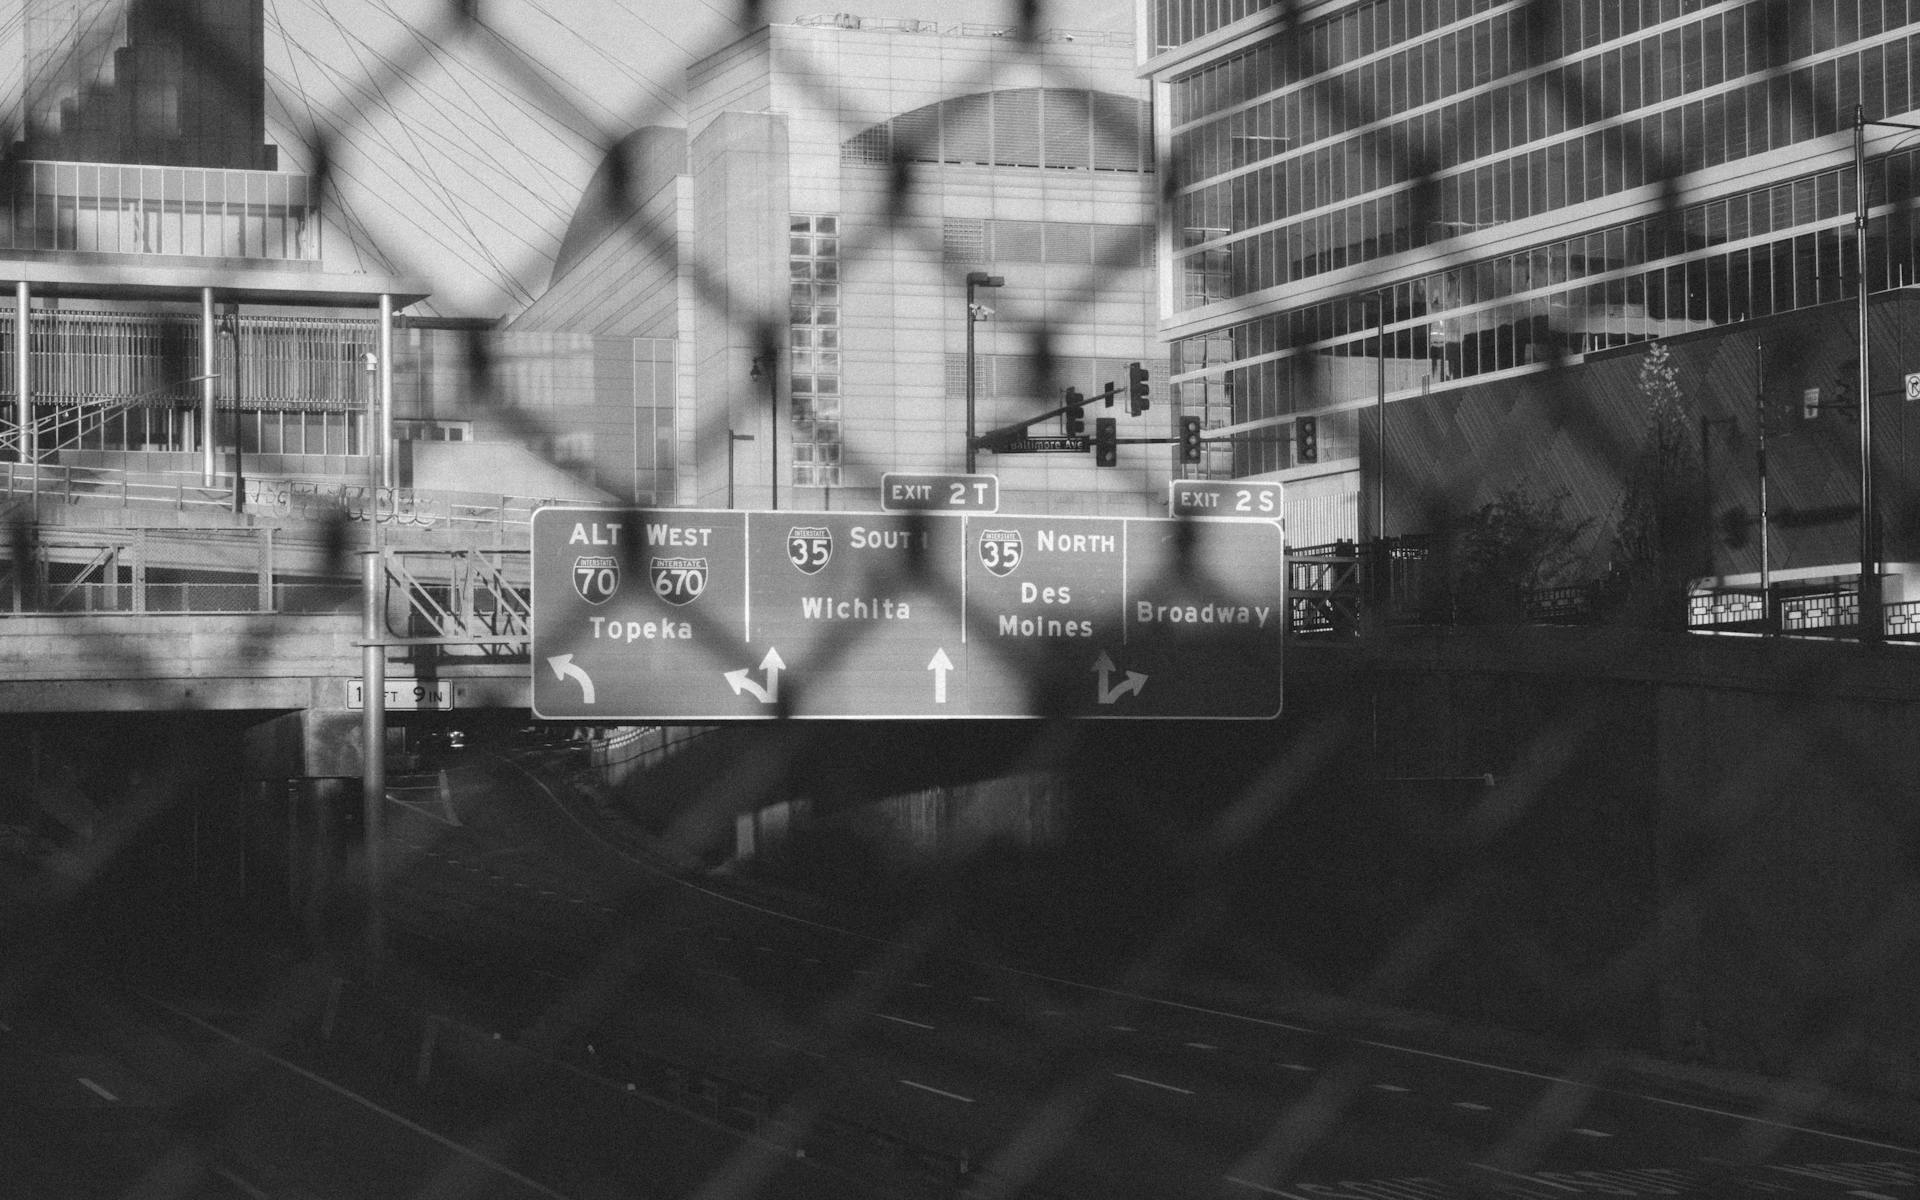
[1094,417,1117,467]
[1296,415,1318,464]
[1180,415,1203,464]
[1064,388,1085,438]
[1126,361,1151,416]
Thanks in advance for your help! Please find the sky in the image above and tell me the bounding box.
[250,0,1135,316]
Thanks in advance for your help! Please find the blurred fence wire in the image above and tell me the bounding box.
[3,1,1920,1198]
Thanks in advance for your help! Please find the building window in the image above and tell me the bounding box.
[790,214,842,488]
[395,419,470,442]
[841,89,1152,174]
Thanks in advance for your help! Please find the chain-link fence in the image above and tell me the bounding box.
[4,2,1920,1198]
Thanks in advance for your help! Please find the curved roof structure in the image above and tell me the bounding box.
[549,127,689,286]
[841,87,1151,174]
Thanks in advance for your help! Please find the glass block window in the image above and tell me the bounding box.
[789,214,842,488]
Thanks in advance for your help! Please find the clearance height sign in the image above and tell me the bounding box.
[530,507,1284,721]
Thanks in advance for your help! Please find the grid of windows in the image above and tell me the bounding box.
[789,214,842,489]
[1159,0,1920,481]
[3,161,320,260]
[943,219,1154,267]
[1171,8,1920,309]
[842,89,1152,174]
[1151,0,1278,56]
[0,310,371,409]
[1171,149,1920,458]
[215,409,362,456]
[631,337,676,506]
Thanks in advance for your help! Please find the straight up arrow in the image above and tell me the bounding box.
[927,647,954,704]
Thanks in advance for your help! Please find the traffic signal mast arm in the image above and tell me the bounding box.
[973,380,1122,451]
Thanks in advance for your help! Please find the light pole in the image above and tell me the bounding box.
[219,303,242,513]
[751,352,778,511]
[964,271,1003,473]
[1852,105,1920,642]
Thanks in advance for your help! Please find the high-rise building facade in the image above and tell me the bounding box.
[515,15,1168,516]
[1145,1,1920,547]
[21,0,275,169]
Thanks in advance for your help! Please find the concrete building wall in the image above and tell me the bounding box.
[689,110,790,511]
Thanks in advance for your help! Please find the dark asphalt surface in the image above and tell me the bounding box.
[3,743,1918,1199]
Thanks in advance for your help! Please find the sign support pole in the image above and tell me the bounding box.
[360,346,387,966]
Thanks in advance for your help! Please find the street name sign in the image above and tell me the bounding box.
[530,507,1284,721]
[1169,479,1285,520]
[881,472,999,512]
[998,436,1090,453]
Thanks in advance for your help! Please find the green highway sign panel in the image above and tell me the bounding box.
[530,507,1284,721]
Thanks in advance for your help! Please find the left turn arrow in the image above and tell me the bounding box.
[548,654,596,705]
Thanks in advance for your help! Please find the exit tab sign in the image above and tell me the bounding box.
[881,472,998,513]
[1169,479,1285,520]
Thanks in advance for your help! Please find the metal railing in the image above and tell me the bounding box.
[0,526,523,642]
[0,459,559,536]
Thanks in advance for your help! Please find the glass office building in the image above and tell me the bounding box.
[1145,0,1920,541]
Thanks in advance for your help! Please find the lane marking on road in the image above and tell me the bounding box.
[77,1077,117,1101]
[1350,1039,1920,1153]
[1453,1101,1493,1111]
[143,997,575,1199]
[1571,1128,1613,1138]
[767,1040,826,1059]
[970,995,995,1003]
[878,1014,935,1030]
[208,1165,270,1199]
[1472,1163,1580,1192]
[1223,1173,1307,1196]
[1280,1063,1314,1072]
[498,754,1920,1161]
[1114,1072,1193,1095]
[1186,1042,1217,1051]
[1847,1191,1900,1199]
[899,1078,974,1103]
[1111,1025,1137,1032]
[911,981,932,988]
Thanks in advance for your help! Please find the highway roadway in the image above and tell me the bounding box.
[4,742,1917,1198]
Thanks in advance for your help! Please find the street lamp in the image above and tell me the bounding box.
[751,352,778,511]
[964,271,1003,473]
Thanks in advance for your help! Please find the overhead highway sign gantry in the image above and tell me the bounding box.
[530,507,1284,721]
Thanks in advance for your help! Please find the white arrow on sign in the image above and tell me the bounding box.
[547,654,596,705]
[1092,650,1147,705]
[927,647,954,704]
[725,648,786,705]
